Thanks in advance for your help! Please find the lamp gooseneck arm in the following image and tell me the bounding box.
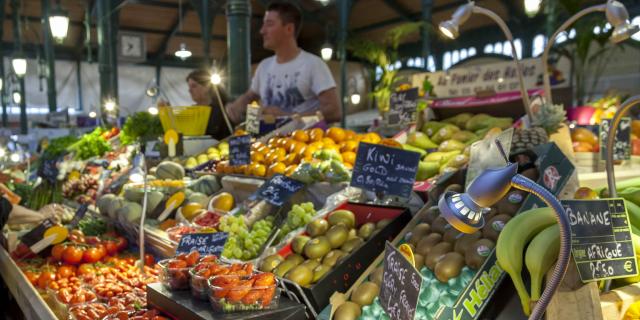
[511,174,571,320]
[138,157,148,274]
[606,95,640,198]
[542,4,606,104]
[473,6,532,118]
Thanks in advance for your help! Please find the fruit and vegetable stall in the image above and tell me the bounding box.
[3,98,640,320]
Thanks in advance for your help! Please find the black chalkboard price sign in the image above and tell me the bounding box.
[229,134,251,166]
[388,87,419,125]
[350,142,420,198]
[175,232,228,256]
[379,241,422,320]
[564,199,638,282]
[600,117,631,161]
[39,158,60,183]
[252,174,305,206]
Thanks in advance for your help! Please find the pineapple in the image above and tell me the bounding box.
[511,103,567,154]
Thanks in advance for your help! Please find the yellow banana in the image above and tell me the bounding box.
[496,207,556,316]
[525,224,560,301]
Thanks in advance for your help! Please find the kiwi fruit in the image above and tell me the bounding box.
[328,210,356,228]
[431,216,450,234]
[357,222,376,240]
[341,237,364,253]
[259,254,284,272]
[370,266,384,286]
[454,232,482,255]
[334,301,362,320]
[312,264,331,283]
[285,253,305,266]
[292,235,311,254]
[496,189,526,216]
[303,236,332,259]
[408,223,431,246]
[285,265,313,286]
[307,219,330,237]
[443,228,464,243]
[465,239,495,269]
[414,253,425,271]
[425,242,453,270]
[326,225,349,249]
[351,281,380,306]
[416,233,443,257]
[434,252,465,282]
[481,214,512,242]
[274,260,298,277]
[347,228,358,240]
[444,183,463,193]
[423,206,440,224]
[376,218,393,230]
[300,259,320,270]
[322,250,346,267]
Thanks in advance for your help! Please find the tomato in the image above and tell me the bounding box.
[62,246,84,265]
[85,236,101,245]
[83,248,102,263]
[104,241,118,256]
[51,244,66,261]
[114,236,128,252]
[144,254,155,266]
[37,271,56,289]
[166,259,187,268]
[77,263,96,276]
[23,270,40,286]
[56,265,76,279]
[185,251,200,267]
[95,243,107,258]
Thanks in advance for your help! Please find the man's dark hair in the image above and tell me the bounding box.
[267,1,302,37]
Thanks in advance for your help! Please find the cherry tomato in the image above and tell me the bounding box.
[144,254,155,266]
[51,244,66,261]
[95,243,107,258]
[23,270,40,286]
[83,248,102,263]
[56,265,76,279]
[37,271,56,289]
[104,241,118,256]
[62,246,84,265]
[77,263,96,276]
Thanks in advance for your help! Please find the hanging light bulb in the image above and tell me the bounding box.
[88,111,97,118]
[12,90,21,104]
[321,42,333,61]
[524,0,542,17]
[49,3,70,43]
[350,93,361,105]
[12,55,27,77]
[210,73,222,85]
[10,152,20,163]
[104,99,116,112]
[148,106,159,115]
[174,43,192,60]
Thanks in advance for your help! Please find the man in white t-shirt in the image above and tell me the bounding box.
[226,1,340,124]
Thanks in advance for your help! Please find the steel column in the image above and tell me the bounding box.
[337,0,352,127]
[191,0,216,69]
[226,0,251,98]
[421,0,433,70]
[41,0,57,112]
[11,0,26,133]
[0,0,6,127]
[96,0,119,116]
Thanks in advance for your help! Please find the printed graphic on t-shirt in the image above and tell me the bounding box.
[263,72,305,113]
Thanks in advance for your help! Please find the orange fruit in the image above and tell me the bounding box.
[344,129,357,141]
[216,161,228,173]
[282,138,295,152]
[309,141,324,149]
[243,165,252,175]
[251,163,266,177]
[380,138,402,148]
[292,130,310,143]
[340,140,359,152]
[322,137,337,146]
[251,151,265,163]
[308,128,324,141]
[251,142,266,151]
[285,164,298,176]
[327,127,346,143]
[283,153,299,166]
[235,165,246,174]
[303,145,319,159]
[342,151,356,165]
[234,129,247,136]
[343,162,353,170]
[326,144,341,154]
[274,148,287,159]
[267,137,278,147]
[361,132,382,144]
[289,141,306,155]
[257,145,270,155]
[267,162,287,177]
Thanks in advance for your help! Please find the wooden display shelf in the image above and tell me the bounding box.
[0,248,57,320]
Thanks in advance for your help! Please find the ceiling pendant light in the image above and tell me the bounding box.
[175,43,192,60]
[321,42,333,61]
[12,54,27,77]
[49,1,70,43]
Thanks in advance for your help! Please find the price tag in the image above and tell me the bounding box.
[379,241,422,320]
[158,191,186,222]
[39,158,60,183]
[19,218,56,248]
[565,199,638,282]
[229,134,251,166]
[145,140,161,159]
[246,103,261,135]
[175,232,228,256]
[350,142,420,198]
[68,204,89,229]
[252,174,305,206]
[389,87,419,125]
[164,129,179,158]
[600,118,631,161]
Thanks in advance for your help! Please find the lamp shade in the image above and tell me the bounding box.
[12,90,21,104]
[606,0,640,43]
[175,43,192,60]
[12,57,27,77]
[438,2,473,39]
[49,7,70,42]
[321,44,333,61]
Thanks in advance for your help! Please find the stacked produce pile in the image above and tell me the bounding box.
[571,121,640,155]
[183,142,229,170]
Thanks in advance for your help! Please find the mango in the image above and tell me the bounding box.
[417,161,440,181]
[438,139,466,152]
[443,113,473,129]
[421,121,447,137]
[451,131,478,143]
[407,132,438,150]
[402,144,427,157]
[432,125,461,144]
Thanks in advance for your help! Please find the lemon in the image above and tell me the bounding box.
[182,202,204,221]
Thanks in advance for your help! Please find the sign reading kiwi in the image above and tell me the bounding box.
[175,232,228,256]
[600,117,631,161]
[229,134,251,166]
[389,87,419,125]
[564,198,638,282]
[351,142,420,198]
[252,174,305,206]
[379,241,422,320]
